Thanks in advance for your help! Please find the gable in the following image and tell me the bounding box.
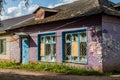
[35,9,45,20]
[34,7,58,21]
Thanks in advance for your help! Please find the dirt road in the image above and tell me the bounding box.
[0,69,120,80]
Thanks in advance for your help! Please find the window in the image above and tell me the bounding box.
[0,39,6,54]
[63,30,87,63]
[39,33,56,62]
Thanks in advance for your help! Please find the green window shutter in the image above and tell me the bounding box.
[3,40,6,54]
[0,39,6,54]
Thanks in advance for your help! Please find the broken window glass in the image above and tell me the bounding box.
[80,33,87,42]
[65,34,71,42]
[72,34,78,41]
[65,43,71,61]
[45,36,50,43]
[45,44,51,61]
[41,37,44,43]
[79,42,87,62]
[40,34,56,62]
[51,36,56,43]
[64,30,87,63]
[51,44,56,62]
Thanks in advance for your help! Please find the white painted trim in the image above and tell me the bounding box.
[58,27,87,32]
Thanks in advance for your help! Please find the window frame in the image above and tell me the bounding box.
[38,33,56,62]
[0,39,6,55]
[62,29,88,64]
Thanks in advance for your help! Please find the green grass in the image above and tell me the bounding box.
[0,62,113,75]
[0,61,17,68]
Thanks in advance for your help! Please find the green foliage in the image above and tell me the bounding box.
[0,61,17,68]
[0,62,104,75]
[0,0,29,14]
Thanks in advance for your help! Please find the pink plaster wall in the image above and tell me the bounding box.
[9,14,103,71]
[29,33,38,62]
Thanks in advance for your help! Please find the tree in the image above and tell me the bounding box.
[0,0,3,15]
[0,0,28,14]
[0,0,29,27]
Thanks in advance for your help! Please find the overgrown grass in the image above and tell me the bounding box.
[0,61,17,68]
[0,62,111,75]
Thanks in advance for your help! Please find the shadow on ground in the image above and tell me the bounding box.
[0,72,120,80]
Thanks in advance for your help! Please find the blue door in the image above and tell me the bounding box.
[22,38,29,64]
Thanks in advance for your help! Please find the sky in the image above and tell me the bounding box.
[0,0,120,20]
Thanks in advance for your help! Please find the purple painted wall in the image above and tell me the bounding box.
[56,31,63,62]
[87,29,102,71]
[9,14,103,71]
[102,15,120,71]
[29,33,38,62]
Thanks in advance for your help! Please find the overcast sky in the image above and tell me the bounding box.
[0,0,119,20]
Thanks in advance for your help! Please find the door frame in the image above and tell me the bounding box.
[20,35,29,64]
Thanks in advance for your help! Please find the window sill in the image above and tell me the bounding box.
[39,60,56,63]
[63,60,88,65]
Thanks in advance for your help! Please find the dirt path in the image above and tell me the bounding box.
[0,68,120,80]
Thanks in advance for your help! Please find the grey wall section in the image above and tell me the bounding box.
[10,14,103,71]
[102,15,120,71]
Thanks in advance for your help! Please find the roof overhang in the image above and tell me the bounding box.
[0,30,6,34]
[14,32,29,36]
[114,3,120,7]
[33,6,58,14]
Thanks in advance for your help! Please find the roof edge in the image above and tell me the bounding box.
[33,6,59,13]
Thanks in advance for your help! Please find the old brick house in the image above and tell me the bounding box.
[0,0,120,71]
